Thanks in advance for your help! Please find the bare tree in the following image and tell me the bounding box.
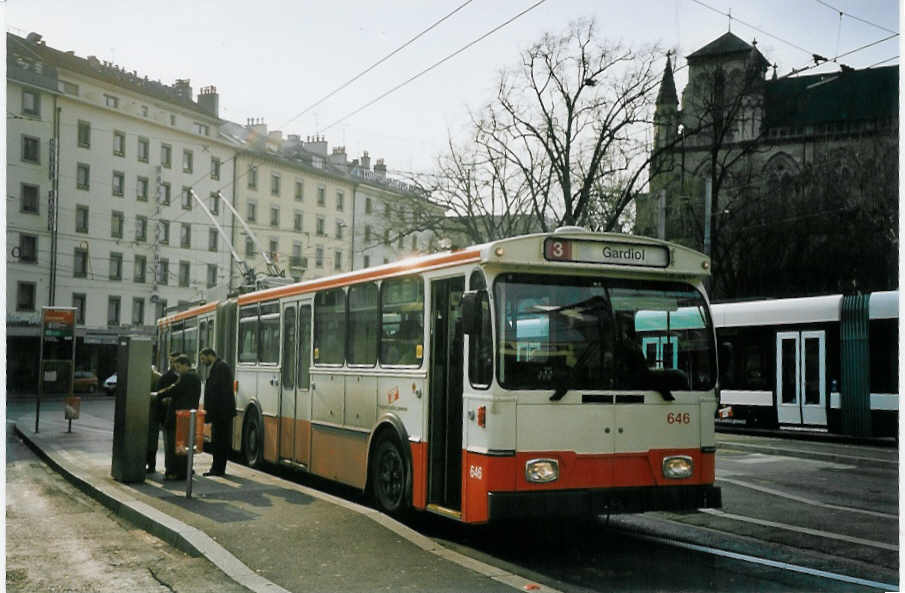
[388,18,673,246]
[486,18,665,230]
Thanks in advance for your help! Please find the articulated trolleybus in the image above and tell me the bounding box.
[157,229,721,523]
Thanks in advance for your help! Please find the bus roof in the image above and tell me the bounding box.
[158,230,711,323]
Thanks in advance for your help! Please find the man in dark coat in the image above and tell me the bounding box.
[152,353,182,474]
[199,348,236,476]
[160,355,201,480]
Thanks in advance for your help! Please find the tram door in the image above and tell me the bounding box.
[428,276,465,511]
[279,300,313,466]
[776,331,827,426]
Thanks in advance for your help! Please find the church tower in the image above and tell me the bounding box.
[653,54,679,152]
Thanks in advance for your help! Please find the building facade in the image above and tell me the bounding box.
[636,32,898,298]
[7,32,231,386]
[7,32,436,391]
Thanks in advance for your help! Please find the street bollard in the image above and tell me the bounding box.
[186,409,196,499]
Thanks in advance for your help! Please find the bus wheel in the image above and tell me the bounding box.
[370,434,408,515]
[243,410,264,468]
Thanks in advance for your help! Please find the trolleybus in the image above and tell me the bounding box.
[712,291,898,437]
[157,229,722,523]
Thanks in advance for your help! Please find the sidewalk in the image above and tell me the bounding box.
[10,406,555,593]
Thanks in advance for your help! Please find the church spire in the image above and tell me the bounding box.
[656,53,678,107]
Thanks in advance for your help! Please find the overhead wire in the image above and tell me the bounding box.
[689,0,816,57]
[814,0,898,35]
[321,0,549,132]
[281,0,476,131]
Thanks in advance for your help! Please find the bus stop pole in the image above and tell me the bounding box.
[186,409,196,499]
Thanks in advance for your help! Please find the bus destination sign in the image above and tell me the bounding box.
[544,238,669,268]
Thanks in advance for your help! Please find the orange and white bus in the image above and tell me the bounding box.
[157,229,721,523]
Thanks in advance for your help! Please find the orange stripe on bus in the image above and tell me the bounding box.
[237,248,482,305]
[157,301,218,327]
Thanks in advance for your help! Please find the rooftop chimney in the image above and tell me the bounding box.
[198,85,219,118]
[173,78,193,101]
[246,118,268,138]
[303,135,328,156]
[329,146,348,168]
[374,158,387,179]
[360,151,371,171]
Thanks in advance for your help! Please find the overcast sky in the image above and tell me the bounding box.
[6,0,900,174]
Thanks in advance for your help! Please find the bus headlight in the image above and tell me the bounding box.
[662,455,693,479]
[525,458,559,483]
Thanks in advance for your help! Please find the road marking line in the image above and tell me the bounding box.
[717,476,897,519]
[629,531,898,592]
[717,442,897,467]
[700,508,898,551]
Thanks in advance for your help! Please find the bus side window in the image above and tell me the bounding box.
[348,283,378,366]
[259,302,280,364]
[468,290,493,388]
[238,305,258,363]
[315,288,347,365]
[380,277,423,367]
[298,305,312,388]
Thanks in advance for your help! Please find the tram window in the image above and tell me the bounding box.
[199,320,208,350]
[870,318,898,393]
[259,302,280,364]
[741,344,769,390]
[348,283,378,366]
[381,277,423,366]
[315,288,346,365]
[468,289,493,388]
[298,305,312,388]
[238,305,258,363]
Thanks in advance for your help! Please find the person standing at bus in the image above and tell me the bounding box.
[152,352,182,474]
[198,348,235,476]
[161,355,201,480]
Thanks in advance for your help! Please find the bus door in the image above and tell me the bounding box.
[280,300,313,466]
[428,276,465,511]
[776,331,827,426]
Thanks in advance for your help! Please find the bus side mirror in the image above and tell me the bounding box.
[462,290,483,335]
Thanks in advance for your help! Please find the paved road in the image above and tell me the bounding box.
[6,420,250,593]
[7,397,899,593]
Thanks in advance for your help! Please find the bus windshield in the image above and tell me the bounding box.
[494,274,716,392]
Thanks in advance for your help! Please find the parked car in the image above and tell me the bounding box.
[103,373,117,395]
[72,371,99,393]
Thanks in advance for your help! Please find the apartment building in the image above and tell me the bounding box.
[7,31,438,392]
[7,32,235,386]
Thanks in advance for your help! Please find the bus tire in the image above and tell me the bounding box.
[370,432,409,516]
[242,408,264,468]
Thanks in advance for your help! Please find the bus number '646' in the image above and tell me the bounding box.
[469,465,483,480]
[667,412,691,424]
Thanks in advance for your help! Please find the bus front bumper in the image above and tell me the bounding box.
[487,484,721,520]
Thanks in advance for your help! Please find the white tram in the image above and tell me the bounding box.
[712,291,898,437]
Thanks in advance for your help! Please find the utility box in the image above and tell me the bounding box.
[111,336,152,483]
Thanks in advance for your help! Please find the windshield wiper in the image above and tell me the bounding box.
[549,386,568,401]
